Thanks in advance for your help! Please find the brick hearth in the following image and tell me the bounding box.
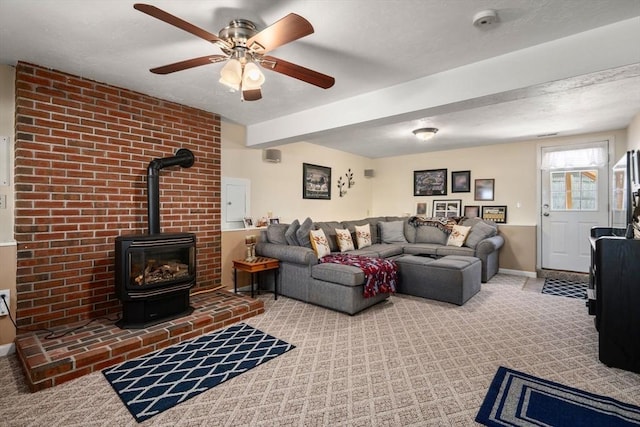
[15,290,264,392]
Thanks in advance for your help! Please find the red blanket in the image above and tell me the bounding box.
[319,254,397,298]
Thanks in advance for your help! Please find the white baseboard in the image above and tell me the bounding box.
[0,342,15,357]
[498,268,537,278]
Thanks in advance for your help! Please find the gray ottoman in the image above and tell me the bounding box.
[395,255,481,305]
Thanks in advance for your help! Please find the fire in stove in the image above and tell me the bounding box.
[134,259,191,286]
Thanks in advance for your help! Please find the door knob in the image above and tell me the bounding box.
[543,212,550,216]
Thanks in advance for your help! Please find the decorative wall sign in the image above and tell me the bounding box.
[475,178,495,201]
[451,170,471,193]
[303,163,331,199]
[482,205,507,223]
[414,169,447,196]
[433,199,461,218]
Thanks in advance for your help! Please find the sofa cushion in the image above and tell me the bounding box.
[436,246,475,257]
[463,220,497,249]
[365,243,404,258]
[311,263,365,286]
[447,225,471,247]
[335,228,355,252]
[296,217,314,248]
[266,223,289,245]
[402,243,440,256]
[354,223,372,249]
[379,221,408,243]
[414,225,448,245]
[310,229,331,258]
[314,221,343,252]
[285,219,300,246]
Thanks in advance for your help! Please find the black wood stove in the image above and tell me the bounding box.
[114,149,197,329]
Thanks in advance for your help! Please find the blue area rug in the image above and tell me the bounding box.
[103,323,295,422]
[541,277,588,299]
[476,366,640,426]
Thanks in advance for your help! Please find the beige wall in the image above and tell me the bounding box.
[370,141,538,223]
[222,121,374,223]
[0,65,16,352]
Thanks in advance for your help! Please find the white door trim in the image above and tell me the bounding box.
[535,136,615,272]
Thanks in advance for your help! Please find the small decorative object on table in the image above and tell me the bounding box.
[245,235,257,261]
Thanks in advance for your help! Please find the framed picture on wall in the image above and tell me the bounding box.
[414,168,447,196]
[416,202,427,216]
[482,205,508,223]
[303,163,331,200]
[474,178,495,201]
[433,199,461,217]
[463,205,480,218]
[451,170,471,193]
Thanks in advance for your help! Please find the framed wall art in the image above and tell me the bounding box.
[416,202,427,216]
[303,163,331,200]
[463,205,480,218]
[451,170,471,193]
[482,205,508,224]
[414,168,447,196]
[433,199,461,218]
[474,178,495,201]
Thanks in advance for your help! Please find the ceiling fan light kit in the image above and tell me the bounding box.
[134,3,335,101]
[413,127,439,141]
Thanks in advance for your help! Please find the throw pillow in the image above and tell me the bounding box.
[310,228,331,258]
[296,217,314,248]
[335,228,355,252]
[447,225,471,247]
[285,219,300,246]
[464,220,497,249]
[379,220,408,243]
[266,223,289,245]
[355,224,372,249]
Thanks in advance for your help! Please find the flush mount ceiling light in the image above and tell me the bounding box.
[412,127,439,141]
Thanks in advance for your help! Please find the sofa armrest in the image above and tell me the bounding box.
[256,242,318,265]
[475,235,504,256]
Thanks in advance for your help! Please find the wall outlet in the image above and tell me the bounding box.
[0,290,9,316]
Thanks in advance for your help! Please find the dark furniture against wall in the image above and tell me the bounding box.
[588,227,640,374]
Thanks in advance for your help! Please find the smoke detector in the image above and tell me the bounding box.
[473,10,498,27]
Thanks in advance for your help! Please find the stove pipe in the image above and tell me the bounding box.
[147,148,195,235]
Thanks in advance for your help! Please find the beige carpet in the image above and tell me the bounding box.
[1,274,639,426]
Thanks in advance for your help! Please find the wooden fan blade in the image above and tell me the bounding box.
[134,4,230,48]
[242,89,262,101]
[246,13,313,54]
[150,55,227,74]
[261,56,335,89]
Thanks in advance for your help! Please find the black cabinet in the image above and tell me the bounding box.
[588,227,640,374]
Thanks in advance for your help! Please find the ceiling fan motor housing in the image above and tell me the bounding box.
[219,19,258,54]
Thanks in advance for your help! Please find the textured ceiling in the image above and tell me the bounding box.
[1,0,639,157]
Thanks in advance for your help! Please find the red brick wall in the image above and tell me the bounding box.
[14,62,221,329]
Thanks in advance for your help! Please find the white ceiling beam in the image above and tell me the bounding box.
[245,17,640,148]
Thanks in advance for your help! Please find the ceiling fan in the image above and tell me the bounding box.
[134,3,335,101]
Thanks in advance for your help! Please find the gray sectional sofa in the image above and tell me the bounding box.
[255,216,504,315]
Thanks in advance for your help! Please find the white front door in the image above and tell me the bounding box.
[540,143,609,273]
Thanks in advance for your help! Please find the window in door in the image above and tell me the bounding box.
[550,170,598,211]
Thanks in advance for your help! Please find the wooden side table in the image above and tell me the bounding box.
[233,257,280,299]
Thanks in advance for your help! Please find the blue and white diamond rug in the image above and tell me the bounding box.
[541,278,588,299]
[103,323,295,422]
